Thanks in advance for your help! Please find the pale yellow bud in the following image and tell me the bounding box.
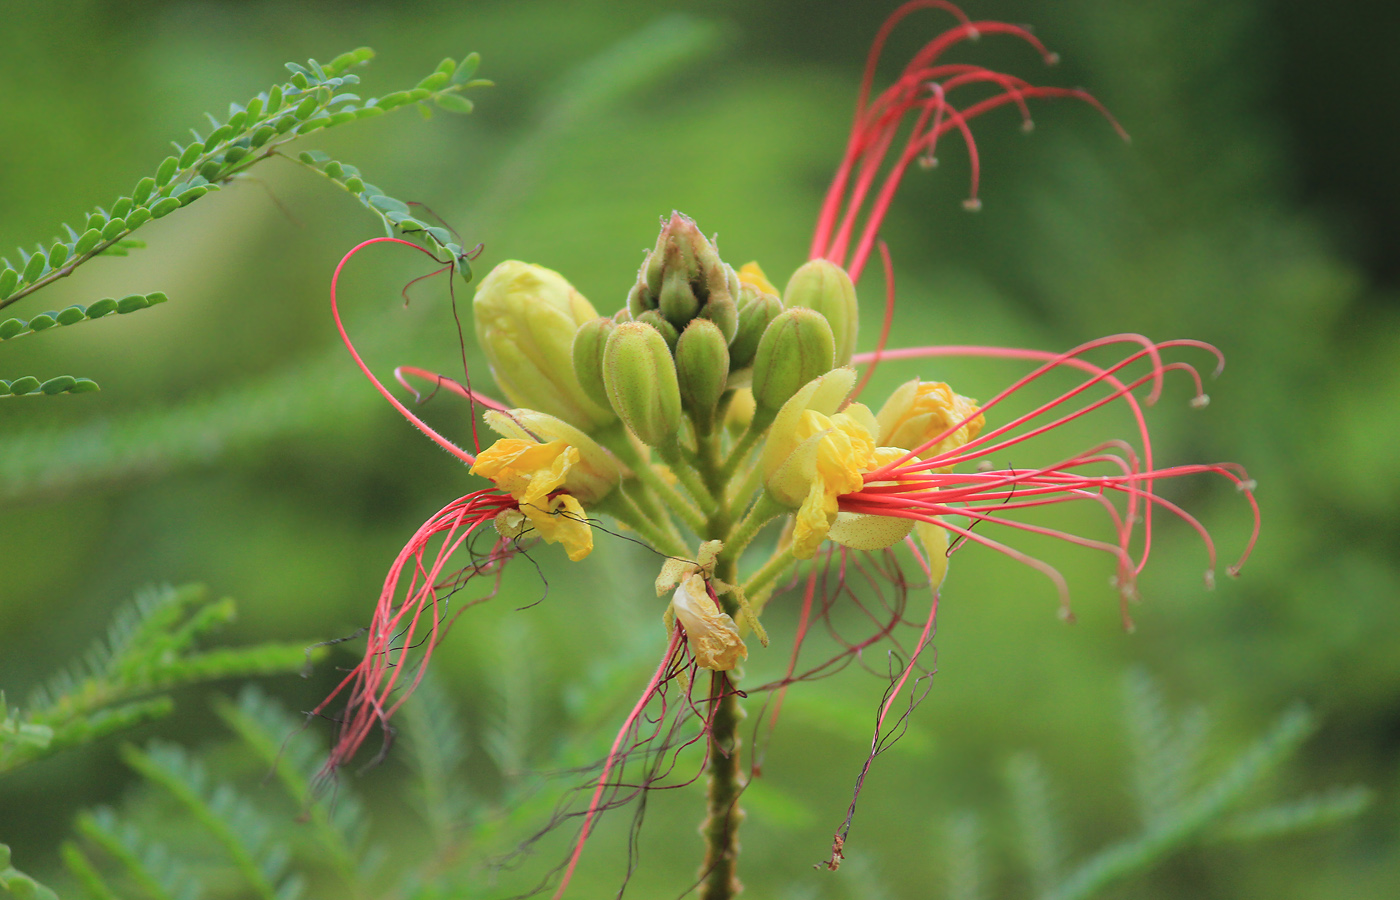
[473,260,614,432]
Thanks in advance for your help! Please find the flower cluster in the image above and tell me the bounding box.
[316,2,1259,895]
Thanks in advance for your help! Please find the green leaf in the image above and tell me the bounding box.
[149,197,180,218]
[223,145,250,165]
[290,71,310,89]
[434,93,474,114]
[56,305,86,325]
[354,106,384,120]
[294,95,320,120]
[154,155,179,186]
[7,377,40,395]
[266,83,284,114]
[249,124,278,147]
[40,376,78,395]
[85,211,107,231]
[198,160,223,181]
[323,160,344,178]
[116,293,150,313]
[451,52,480,84]
[21,251,46,282]
[47,241,70,267]
[99,218,126,241]
[28,313,56,331]
[375,90,410,110]
[73,228,103,255]
[83,299,116,320]
[132,176,156,204]
[0,269,16,298]
[0,842,60,900]
[415,71,449,91]
[70,378,100,394]
[145,291,169,306]
[0,319,24,339]
[125,207,153,229]
[273,115,298,134]
[226,109,249,132]
[176,185,209,207]
[343,176,364,193]
[110,197,133,219]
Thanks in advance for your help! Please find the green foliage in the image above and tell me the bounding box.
[0,46,487,394]
[0,585,316,776]
[0,843,59,900]
[905,671,1373,900]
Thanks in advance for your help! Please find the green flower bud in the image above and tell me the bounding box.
[750,307,836,428]
[571,316,615,410]
[784,259,859,367]
[636,309,680,353]
[728,284,784,375]
[628,212,739,341]
[675,319,730,435]
[473,260,614,431]
[603,322,683,449]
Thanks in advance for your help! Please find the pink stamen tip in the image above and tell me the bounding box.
[1021,119,1036,134]
[1190,394,1210,409]
[918,154,939,169]
[1046,52,1061,65]
[962,197,983,212]
[1238,479,1258,492]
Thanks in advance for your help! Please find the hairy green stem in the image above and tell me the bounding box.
[700,675,745,900]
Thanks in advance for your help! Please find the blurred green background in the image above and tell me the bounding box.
[2,0,1397,897]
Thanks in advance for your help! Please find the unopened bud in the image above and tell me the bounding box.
[483,408,626,504]
[603,322,683,448]
[629,212,739,340]
[725,387,755,436]
[675,319,730,435]
[636,309,680,353]
[750,307,835,427]
[728,284,783,374]
[572,317,615,410]
[473,260,614,431]
[784,259,859,367]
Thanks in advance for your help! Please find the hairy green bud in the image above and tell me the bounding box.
[728,284,784,374]
[784,259,859,366]
[675,319,731,435]
[603,322,683,448]
[636,309,680,352]
[473,260,614,431]
[628,211,739,341]
[750,307,836,428]
[571,316,615,410]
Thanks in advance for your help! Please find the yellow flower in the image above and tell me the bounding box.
[482,408,625,504]
[876,379,985,467]
[471,438,594,561]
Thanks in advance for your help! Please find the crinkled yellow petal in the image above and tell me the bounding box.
[470,438,578,507]
[522,494,593,561]
[671,573,747,670]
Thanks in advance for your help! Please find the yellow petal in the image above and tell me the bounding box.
[522,494,594,561]
[671,573,747,670]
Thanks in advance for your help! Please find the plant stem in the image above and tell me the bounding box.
[700,675,745,900]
